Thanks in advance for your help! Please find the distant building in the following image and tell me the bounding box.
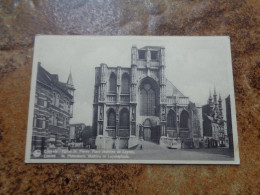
[225,95,233,149]
[92,46,203,149]
[69,123,86,142]
[31,63,75,154]
[202,89,225,147]
[69,123,94,148]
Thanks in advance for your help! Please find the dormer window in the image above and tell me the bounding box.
[151,51,158,60]
[138,50,146,60]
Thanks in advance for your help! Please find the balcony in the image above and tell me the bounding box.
[166,97,177,104]
[107,94,116,103]
[178,97,189,105]
[166,96,189,105]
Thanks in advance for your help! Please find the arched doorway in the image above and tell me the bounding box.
[142,119,160,143]
[143,119,152,141]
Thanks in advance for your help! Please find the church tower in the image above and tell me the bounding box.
[208,90,214,110]
[218,94,223,119]
[213,87,218,118]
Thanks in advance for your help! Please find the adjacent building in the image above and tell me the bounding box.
[202,89,225,147]
[31,63,75,154]
[225,95,233,149]
[92,46,203,149]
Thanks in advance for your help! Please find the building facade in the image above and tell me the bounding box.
[202,89,226,147]
[31,63,75,154]
[93,46,203,149]
[225,95,233,149]
[69,123,94,148]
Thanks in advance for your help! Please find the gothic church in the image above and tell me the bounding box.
[93,46,203,149]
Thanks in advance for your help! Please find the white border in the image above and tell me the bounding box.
[25,35,240,164]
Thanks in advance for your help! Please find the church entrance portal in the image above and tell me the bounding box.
[142,119,160,144]
[144,128,152,141]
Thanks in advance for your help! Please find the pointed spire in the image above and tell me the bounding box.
[218,93,223,119]
[218,93,222,101]
[208,89,213,106]
[213,86,217,105]
[66,70,75,98]
[67,71,74,88]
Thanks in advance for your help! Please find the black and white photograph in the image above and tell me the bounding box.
[25,36,239,164]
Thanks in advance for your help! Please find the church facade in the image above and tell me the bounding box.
[92,46,203,149]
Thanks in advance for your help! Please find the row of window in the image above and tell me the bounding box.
[35,94,47,107]
[167,110,189,128]
[51,112,69,128]
[106,108,189,129]
[33,115,47,129]
[35,93,71,113]
[107,108,129,129]
[33,113,69,129]
[109,73,130,94]
[52,92,71,112]
[138,50,159,60]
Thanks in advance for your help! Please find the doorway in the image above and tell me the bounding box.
[144,127,152,141]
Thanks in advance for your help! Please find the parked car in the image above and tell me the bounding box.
[167,139,182,149]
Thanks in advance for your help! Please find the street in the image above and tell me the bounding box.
[127,140,234,161]
[34,140,234,161]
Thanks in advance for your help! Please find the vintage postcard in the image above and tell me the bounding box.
[25,36,239,164]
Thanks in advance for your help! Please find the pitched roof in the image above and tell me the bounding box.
[165,79,185,97]
[37,64,73,98]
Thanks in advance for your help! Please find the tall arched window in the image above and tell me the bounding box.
[119,108,129,129]
[180,110,189,128]
[140,81,156,116]
[107,109,116,128]
[121,74,130,94]
[109,73,117,93]
[167,110,176,128]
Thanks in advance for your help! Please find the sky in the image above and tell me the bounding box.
[33,36,235,125]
